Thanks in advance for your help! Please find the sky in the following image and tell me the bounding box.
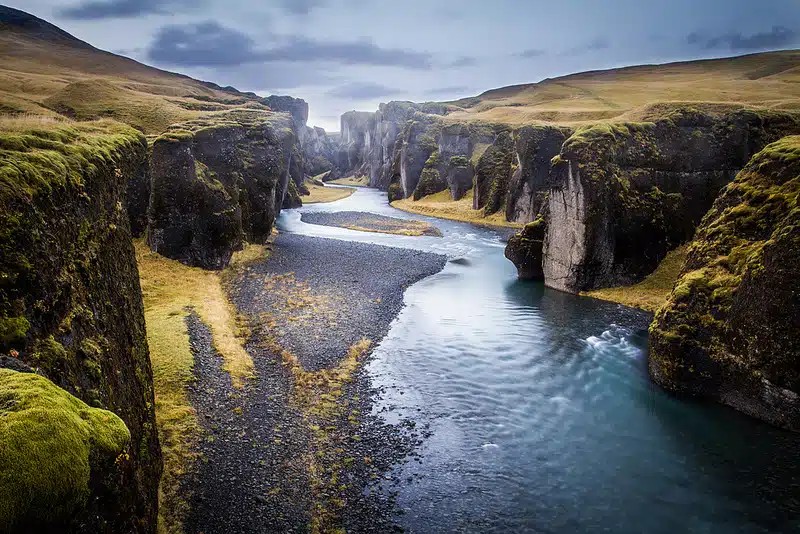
[10,0,800,131]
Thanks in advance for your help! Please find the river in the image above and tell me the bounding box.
[279,186,800,533]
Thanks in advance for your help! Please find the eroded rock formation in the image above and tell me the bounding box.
[0,121,161,532]
[147,109,300,269]
[649,135,800,430]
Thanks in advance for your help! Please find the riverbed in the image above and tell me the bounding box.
[279,186,800,534]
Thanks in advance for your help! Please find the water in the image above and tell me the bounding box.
[279,186,800,534]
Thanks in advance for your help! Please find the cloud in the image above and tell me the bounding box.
[280,0,325,16]
[58,0,194,19]
[445,56,478,68]
[561,37,609,56]
[516,48,546,58]
[423,85,471,96]
[326,82,403,99]
[687,26,797,51]
[146,21,433,69]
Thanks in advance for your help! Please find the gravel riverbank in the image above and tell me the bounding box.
[184,232,446,533]
[301,211,443,237]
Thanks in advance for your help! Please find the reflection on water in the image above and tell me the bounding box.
[281,187,800,534]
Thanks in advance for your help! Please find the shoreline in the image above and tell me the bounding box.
[184,231,447,532]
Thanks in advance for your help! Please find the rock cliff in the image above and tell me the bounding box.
[147,109,299,269]
[648,136,800,430]
[0,120,161,532]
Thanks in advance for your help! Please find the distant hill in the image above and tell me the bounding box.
[0,5,267,134]
[443,50,800,125]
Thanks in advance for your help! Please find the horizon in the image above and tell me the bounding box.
[7,0,800,131]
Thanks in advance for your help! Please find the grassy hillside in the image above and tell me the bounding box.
[444,50,800,126]
[0,5,267,134]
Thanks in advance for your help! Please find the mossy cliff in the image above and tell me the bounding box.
[0,369,130,532]
[649,136,800,430]
[0,119,161,532]
[539,107,800,293]
[148,109,300,269]
[505,218,546,280]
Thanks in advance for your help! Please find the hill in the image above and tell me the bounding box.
[0,5,267,133]
[443,50,800,126]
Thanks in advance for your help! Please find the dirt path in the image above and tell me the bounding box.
[184,233,446,533]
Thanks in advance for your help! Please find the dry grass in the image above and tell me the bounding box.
[302,182,355,203]
[0,25,268,134]
[135,240,260,533]
[392,189,523,229]
[445,50,800,126]
[330,174,369,186]
[582,245,688,312]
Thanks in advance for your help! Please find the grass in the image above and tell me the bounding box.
[302,182,355,203]
[392,189,523,229]
[581,245,688,312]
[330,174,369,186]
[135,240,262,533]
[0,16,270,134]
[444,50,800,127]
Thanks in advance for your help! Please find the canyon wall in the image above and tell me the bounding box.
[649,135,800,431]
[147,109,301,269]
[0,121,161,532]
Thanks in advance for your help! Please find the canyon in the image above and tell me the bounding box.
[0,4,799,533]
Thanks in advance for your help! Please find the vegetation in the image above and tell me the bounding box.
[302,181,355,203]
[0,12,270,134]
[582,246,688,312]
[443,50,800,126]
[331,174,370,186]
[0,369,130,531]
[393,188,523,228]
[135,240,260,532]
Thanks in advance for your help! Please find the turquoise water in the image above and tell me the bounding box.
[280,187,800,533]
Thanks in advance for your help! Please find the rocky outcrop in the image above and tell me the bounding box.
[539,108,800,293]
[649,135,800,431]
[0,120,161,532]
[147,109,299,269]
[505,218,546,280]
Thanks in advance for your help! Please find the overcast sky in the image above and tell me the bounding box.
[10,0,800,131]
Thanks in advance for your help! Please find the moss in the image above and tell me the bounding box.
[449,155,470,167]
[0,315,29,349]
[650,135,800,405]
[0,369,130,531]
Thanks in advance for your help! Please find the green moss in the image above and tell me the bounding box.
[0,315,29,348]
[0,369,130,531]
[29,335,67,369]
[449,155,470,167]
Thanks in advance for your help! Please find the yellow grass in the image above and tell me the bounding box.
[331,174,369,186]
[302,182,355,203]
[392,189,523,229]
[445,50,800,126]
[135,240,261,533]
[582,245,688,312]
[0,24,269,134]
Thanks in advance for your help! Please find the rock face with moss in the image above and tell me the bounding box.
[0,369,131,531]
[148,109,299,269]
[505,219,546,279]
[542,108,799,292]
[649,136,800,430]
[0,120,161,532]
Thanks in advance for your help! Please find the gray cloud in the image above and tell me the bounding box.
[326,82,403,99]
[423,85,471,96]
[561,37,609,56]
[58,0,194,19]
[688,26,797,51]
[516,48,546,58]
[146,21,433,69]
[280,0,325,16]
[445,56,478,68]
